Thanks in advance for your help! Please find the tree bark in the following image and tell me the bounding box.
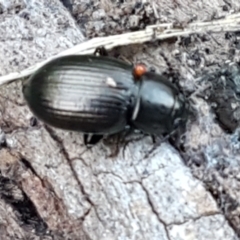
[0,0,240,239]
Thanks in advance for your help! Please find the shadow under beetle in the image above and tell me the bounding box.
[22,47,189,147]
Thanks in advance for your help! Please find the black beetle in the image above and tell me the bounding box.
[22,48,189,146]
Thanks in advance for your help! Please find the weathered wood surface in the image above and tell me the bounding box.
[0,0,240,239]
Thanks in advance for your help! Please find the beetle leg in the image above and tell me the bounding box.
[94,47,109,56]
[151,135,156,143]
[143,130,178,159]
[160,51,179,85]
[83,134,103,147]
[149,66,156,72]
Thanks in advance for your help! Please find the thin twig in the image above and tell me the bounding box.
[0,13,240,86]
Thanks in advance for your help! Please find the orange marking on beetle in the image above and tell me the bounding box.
[133,64,147,79]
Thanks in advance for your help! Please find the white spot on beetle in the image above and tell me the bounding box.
[106,77,117,87]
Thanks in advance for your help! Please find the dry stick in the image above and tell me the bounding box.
[0,13,240,86]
